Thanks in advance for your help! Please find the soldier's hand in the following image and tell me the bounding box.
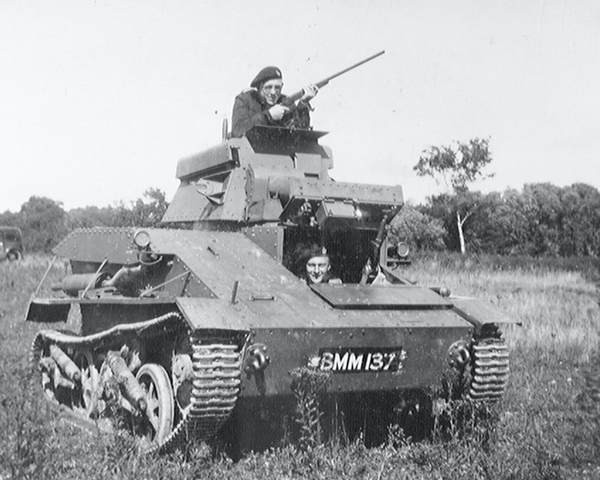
[362,258,373,277]
[268,104,290,121]
[300,84,319,102]
[359,259,373,285]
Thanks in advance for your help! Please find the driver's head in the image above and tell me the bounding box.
[251,66,283,106]
[306,252,331,284]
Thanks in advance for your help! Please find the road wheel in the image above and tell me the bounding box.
[135,363,174,448]
[71,350,98,418]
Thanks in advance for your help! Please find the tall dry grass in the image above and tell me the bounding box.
[404,254,600,363]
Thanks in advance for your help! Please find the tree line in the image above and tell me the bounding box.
[391,182,600,257]
[0,188,168,253]
[2,141,599,258]
[391,138,600,257]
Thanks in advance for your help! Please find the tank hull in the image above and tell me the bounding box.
[27,227,512,453]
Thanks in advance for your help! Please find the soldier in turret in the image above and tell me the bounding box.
[231,66,319,138]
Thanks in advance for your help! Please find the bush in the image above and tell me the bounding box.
[389,205,446,251]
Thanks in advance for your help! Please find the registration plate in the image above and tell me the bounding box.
[309,347,407,373]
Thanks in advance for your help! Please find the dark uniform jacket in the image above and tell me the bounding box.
[231,89,311,138]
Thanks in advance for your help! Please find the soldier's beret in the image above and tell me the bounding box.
[294,244,329,268]
[250,66,283,89]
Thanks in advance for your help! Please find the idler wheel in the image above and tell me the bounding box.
[71,350,99,418]
[135,364,174,448]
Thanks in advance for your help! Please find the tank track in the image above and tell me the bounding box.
[31,312,244,454]
[468,337,510,401]
[31,312,182,365]
[148,335,243,454]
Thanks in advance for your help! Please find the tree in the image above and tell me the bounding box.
[134,187,169,227]
[557,183,600,257]
[414,138,494,253]
[67,205,119,229]
[111,188,169,228]
[19,196,69,252]
[486,189,532,255]
[0,210,19,227]
[388,204,445,251]
[519,183,563,256]
[66,188,170,229]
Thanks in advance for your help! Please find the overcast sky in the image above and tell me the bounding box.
[1,0,599,212]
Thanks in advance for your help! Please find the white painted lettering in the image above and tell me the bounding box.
[370,353,384,371]
[383,353,396,371]
[348,353,363,370]
[320,352,334,371]
[333,352,349,370]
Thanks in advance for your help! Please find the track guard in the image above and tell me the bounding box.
[26,296,72,323]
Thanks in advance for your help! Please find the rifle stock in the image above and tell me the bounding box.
[287,50,385,103]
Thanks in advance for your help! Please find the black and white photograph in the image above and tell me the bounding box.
[1,1,599,479]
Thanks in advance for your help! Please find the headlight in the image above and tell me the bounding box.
[396,242,410,258]
[133,229,151,249]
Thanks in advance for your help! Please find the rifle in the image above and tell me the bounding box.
[286,50,385,103]
[360,209,393,285]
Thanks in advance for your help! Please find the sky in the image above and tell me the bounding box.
[1,0,599,212]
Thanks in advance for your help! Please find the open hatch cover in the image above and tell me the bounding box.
[310,284,452,309]
[244,126,329,156]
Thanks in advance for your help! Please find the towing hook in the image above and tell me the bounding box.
[447,340,471,368]
[244,344,270,374]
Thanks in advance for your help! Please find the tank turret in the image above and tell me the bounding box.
[163,126,406,282]
[164,125,402,227]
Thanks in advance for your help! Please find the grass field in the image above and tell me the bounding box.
[1,254,599,479]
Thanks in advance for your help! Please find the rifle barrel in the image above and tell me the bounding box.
[287,50,385,102]
[317,50,385,87]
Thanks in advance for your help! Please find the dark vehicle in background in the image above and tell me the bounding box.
[0,226,23,261]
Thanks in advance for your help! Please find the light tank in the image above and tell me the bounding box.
[26,125,514,454]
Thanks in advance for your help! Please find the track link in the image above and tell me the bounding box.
[148,336,243,454]
[468,338,510,400]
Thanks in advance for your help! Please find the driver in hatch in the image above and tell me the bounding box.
[301,246,341,285]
